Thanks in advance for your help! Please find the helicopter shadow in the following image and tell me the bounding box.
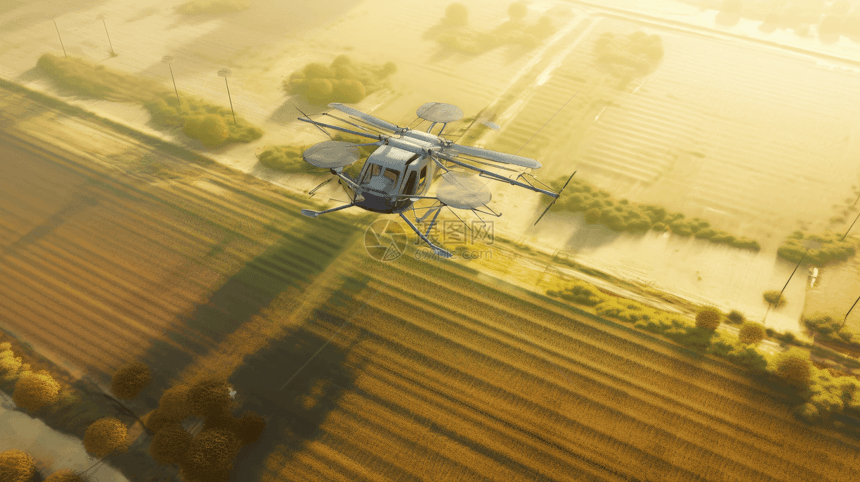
[227,275,378,481]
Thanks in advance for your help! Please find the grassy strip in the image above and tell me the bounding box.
[547,278,860,429]
[804,314,860,348]
[777,230,856,266]
[258,134,375,179]
[548,176,761,250]
[36,53,262,147]
[546,280,767,369]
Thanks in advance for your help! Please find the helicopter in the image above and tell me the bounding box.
[295,101,576,258]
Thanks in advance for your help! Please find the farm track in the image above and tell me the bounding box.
[263,247,860,481]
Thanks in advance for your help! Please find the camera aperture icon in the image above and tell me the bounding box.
[364,219,408,261]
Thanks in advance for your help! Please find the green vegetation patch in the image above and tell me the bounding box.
[777,230,856,266]
[283,55,396,105]
[175,0,250,15]
[803,314,860,348]
[258,134,372,179]
[594,31,664,73]
[549,176,760,251]
[435,2,558,54]
[762,290,787,308]
[37,53,262,147]
[547,280,766,370]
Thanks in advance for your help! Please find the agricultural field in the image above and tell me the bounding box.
[3,0,859,333]
[1,85,859,481]
[3,0,860,480]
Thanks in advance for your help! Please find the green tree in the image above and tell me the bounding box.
[739,321,766,345]
[158,385,192,421]
[110,361,152,400]
[0,349,22,376]
[182,429,240,482]
[773,347,812,388]
[44,469,85,482]
[695,306,722,330]
[187,377,234,419]
[727,309,745,324]
[150,424,193,466]
[84,417,129,458]
[183,114,230,147]
[763,290,786,308]
[13,370,60,411]
[584,207,601,224]
[0,450,36,482]
[442,3,469,26]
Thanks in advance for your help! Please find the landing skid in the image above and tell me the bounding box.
[399,212,453,259]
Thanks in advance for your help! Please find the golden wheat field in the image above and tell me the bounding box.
[2,81,860,481]
[4,0,860,480]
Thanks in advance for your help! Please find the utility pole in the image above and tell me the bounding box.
[218,68,236,124]
[762,239,821,324]
[97,15,116,56]
[162,56,181,110]
[53,19,66,57]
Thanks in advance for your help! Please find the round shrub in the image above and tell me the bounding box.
[183,114,230,147]
[187,377,233,419]
[738,321,766,345]
[0,351,22,375]
[331,78,366,103]
[0,450,36,482]
[727,309,745,324]
[305,78,334,104]
[44,469,84,482]
[763,290,787,308]
[184,429,240,479]
[584,208,601,224]
[773,347,812,387]
[651,222,668,232]
[695,306,722,330]
[13,370,60,411]
[508,2,528,20]
[84,417,128,458]
[111,361,152,400]
[150,424,193,466]
[443,3,469,26]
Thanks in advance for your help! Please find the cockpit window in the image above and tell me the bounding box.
[361,163,382,184]
[383,168,400,185]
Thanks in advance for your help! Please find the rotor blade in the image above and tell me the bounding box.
[328,103,402,133]
[298,117,383,142]
[435,152,557,197]
[292,102,332,139]
[347,115,393,135]
[323,112,387,135]
[450,153,520,172]
[533,170,576,226]
[447,144,541,169]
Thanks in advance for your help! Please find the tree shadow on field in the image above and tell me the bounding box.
[560,214,623,251]
[227,275,373,481]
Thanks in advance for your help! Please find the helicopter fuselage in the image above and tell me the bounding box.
[342,135,438,214]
